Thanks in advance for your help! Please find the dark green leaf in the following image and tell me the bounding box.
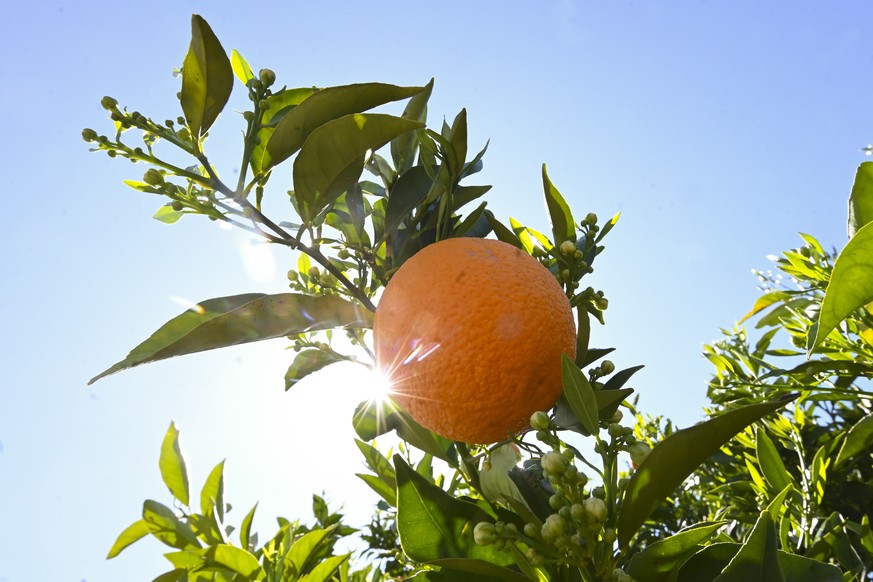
[90,293,372,384]
[561,354,599,435]
[835,411,873,467]
[617,394,798,547]
[160,421,190,506]
[265,83,424,170]
[384,165,433,239]
[776,551,843,582]
[428,558,531,582]
[142,500,200,550]
[713,511,784,582]
[394,456,514,566]
[849,161,873,237]
[180,15,233,138]
[250,86,319,176]
[755,429,793,492]
[392,79,434,174]
[106,519,150,559]
[625,521,727,581]
[293,113,424,222]
[811,220,873,351]
[603,364,644,391]
[200,460,225,522]
[406,569,505,581]
[451,202,488,238]
[553,389,634,433]
[484,211,524,249]
[284,349,344,390]
[575,308,590,367]
[542,164,575,246]
[675,543,740,581]
[579,347,616,368]
[357,473,397,506]
[453,185,492,212]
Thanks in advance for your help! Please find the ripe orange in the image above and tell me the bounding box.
[373,237,576,443]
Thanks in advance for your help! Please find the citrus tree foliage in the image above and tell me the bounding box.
[84,14,864,581]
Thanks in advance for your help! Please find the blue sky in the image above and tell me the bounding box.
[2,1,872,580]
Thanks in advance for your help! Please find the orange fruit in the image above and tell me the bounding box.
[374,237,576,443]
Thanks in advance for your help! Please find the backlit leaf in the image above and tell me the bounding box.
[284,349,344,390]
[180,15,233,138]
[811,220,873,351]
[265,83,424,170]
[755,428,793,493]
[200,460,225,522]
[293,114,424,222]
[391,79,434,174]
[106,519,150,559]
[90,293,372,384]
[230,49,253,85]
[142,500,200,550]
[428,558,531,582]
[159,421,190,506]
[849,161,873,237]
[835,411,873,468]
[542,164,575,246]
[208,544,262,577]
[617,394,798,547]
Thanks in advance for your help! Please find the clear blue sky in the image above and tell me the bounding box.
[2,1,871,580]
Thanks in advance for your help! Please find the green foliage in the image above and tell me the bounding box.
[87,13,873,581]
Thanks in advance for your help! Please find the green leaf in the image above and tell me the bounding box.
[617,394,798,548]
[394,455,515,566]
[180,15,233,138]
[835,410,873,468]
[150,570,188,582]
[250,86,320,176]
[200,460,225,522]
[575,307,590,367]
[849,162,873,237]
[755,428,793,492]
[603,364,644,391]
[284,349,344,390]
[142,499,200,550]
[207,544,262,577]
[299,553,351,582]
[675,543,740,582]
[392,78,434,174]
[776,551,843,582]
[153,204,184,224]
[427,558,532,582]
[90,293,372,384]
[230,49,254,85]
[240,502,258,552]
[265,82,424,170]
[357,473,397,506]
[713,511,784,582]
[286,527,335,576]
[542,164,575,246]
[293,113,425,222]
[452,185,492,212]
[560,354,599,435]
[811,220,873,351]
[484,211,524,249]
[106,519,150,559]
[625,521,728,581]
[384,165,433,239]
[160,421,190,506]
[553,388,634,433]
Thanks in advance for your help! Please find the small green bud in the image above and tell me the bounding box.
[584,212,598,225]
[595,297,609,310]
[561,269,571,282]
[571,503,585,521]
[177,128,191,141]
[337,248,351,260]
[561,448,575,460]
[171,200,184,211]
[530,410,551,431]
[541,451,567,475]
[81,128,98,142]
[612,568,635,582]
[100,96,118,110]
[473,522,497,546]
[592,486,606,499]
[177,116,186,125]
[558,506,571,519]
[600,360,615,374]
[287,270,299,282]
[143,169,164,186]
[106,150,117,158]
[259,68,277,87]
[542,513,566,538]
[577,472,589,487]
[535,429,550,441]
[165,119,174,127]
[559,240,576,255]
[574,249,584,260]
[549,494,564,509]
[608,423,624,438]
[243,110,255,122]
[307,266,320,278]
[564,464,578,480]
[482,459,492,471]
[603,527,617,544]
[494,521,505,534]
[523,523,539,538]
[258,98,270,110]
[583,497,608,523]
[624,434,637,445]
[610,409,624,423]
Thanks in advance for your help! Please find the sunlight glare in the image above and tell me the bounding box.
[238,237,278,283]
